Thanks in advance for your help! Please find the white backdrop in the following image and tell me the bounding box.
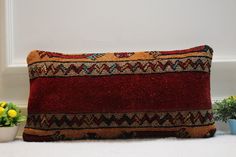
[1,0,236,107]
[12,0,236,64]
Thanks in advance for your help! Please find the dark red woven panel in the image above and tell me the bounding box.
[23,45,216,141]
[28,72,211,113]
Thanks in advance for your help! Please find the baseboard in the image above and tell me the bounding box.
[17,106,27,137]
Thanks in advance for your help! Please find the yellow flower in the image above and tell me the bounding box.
[232,96,236,100]
[0,107,4,115]
[0,101,7,108]
[228,96,236,100]
[8,109,17,118]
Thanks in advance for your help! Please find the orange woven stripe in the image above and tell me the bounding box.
[24,124,215,138]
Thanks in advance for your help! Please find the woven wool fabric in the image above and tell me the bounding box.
[23,45,216,141]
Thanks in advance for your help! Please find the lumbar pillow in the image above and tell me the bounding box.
[23,45,216,141]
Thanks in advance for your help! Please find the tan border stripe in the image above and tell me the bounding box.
[24,124,216,138]
[27,50,212,65]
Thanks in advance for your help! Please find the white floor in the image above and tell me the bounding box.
[1,133,236,157]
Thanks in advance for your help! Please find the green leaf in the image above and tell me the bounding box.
[17,116,26,122]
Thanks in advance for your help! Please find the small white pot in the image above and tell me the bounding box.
[0,125,19,142]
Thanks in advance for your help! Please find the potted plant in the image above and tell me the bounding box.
[0,101,26,142]
[213,96,236,135]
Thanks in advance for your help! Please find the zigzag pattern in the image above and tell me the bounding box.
[26,110,214,129]
[28,57,211,79]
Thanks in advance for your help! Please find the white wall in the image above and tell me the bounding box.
[12,0,236,64]
[1,0,236,112]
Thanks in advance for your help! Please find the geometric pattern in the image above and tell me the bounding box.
[25,109,214,130]
[28,57,211,79]
[114,52,135,58]
[38,51,105,60]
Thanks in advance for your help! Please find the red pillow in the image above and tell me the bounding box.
[23,45,216,141]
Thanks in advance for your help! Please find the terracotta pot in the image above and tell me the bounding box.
[0,125,19,142]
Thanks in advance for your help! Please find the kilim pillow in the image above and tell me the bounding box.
[23,45,216,141]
